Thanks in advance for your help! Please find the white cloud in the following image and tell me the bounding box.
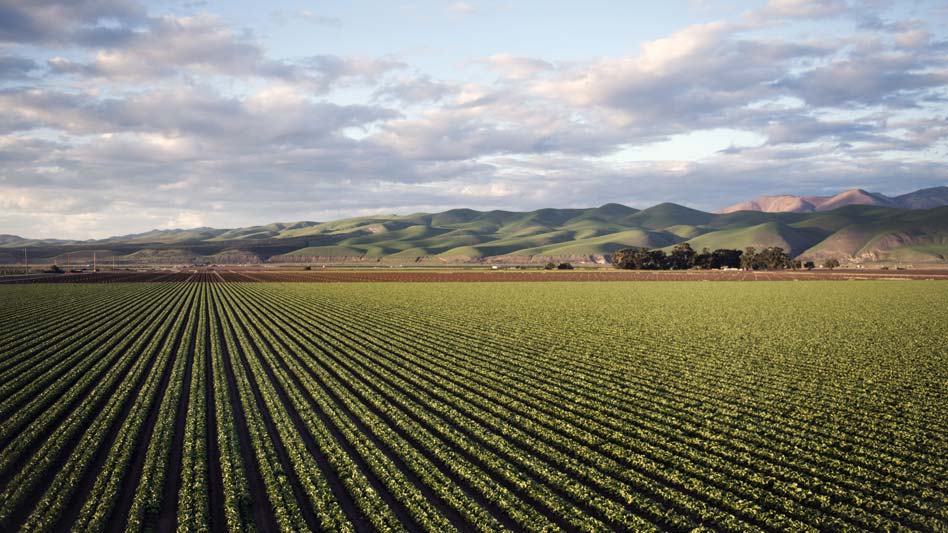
[164,211,206,229]
[483,54,555,80]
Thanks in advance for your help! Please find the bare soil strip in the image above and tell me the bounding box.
[5,268,947,283]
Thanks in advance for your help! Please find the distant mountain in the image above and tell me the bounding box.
[894,186,948,209]
[3,200,948,264]
[0,234,75,247]
[718,186,948,214]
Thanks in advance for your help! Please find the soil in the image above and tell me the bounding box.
[4,269,948,283]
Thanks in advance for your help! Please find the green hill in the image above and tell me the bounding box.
[5,203,948,264]
[517,229,678,256]
[681,222,824,256]
[621,203,713,229]
[799,206,948,262]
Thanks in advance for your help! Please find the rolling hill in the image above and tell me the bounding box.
[3,200,948,265]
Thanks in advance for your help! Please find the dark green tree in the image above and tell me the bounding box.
[611,248,668,270]
[668,243,696,270]
[756,247,791,269]
[740,247,758,270]
[711,249,743,269]
[693,247,712,269]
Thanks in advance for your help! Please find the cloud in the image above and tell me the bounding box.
[482,54,555,80]
[163,211,206,229]
[0,0,146,45]
[0,185,108,214]
[45,13,286,81]
[752,0,850,21]
[776,46,948,107]
[372,76,456,104]
[530,22,834,128]
[2,0,948,239]
[0,85,400,147]
[41,12,403,90]
[761,114,878,145]
[0,54,38,79]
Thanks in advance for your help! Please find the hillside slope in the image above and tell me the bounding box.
[4,203,948,264]
[798,207,948,262]
[681,222,824,257]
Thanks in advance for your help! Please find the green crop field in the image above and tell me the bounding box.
[1,281,946,531]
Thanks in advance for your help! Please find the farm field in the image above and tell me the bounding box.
[1,281,947,532]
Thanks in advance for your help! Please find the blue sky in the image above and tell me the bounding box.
[1,0,947,238]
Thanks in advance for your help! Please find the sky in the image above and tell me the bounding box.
[1,0,947,239]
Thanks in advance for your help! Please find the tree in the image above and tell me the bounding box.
[693,247,712,269]
[740,247,757,270]
[738,246,790,270]
[611,248,667,270]
[556,262,574,270]
[615,247,743,270]
[611,250,633,270]
[710,248,742,269]
[544,262,557,270]
[756,247,791,270]
[668,243,696,270]
[822,258,840,269]
[803,261,815,270]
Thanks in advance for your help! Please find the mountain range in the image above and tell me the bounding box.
[2,186,947,265]
[718,186,948,214]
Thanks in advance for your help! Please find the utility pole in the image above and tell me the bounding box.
[24,249,28,275]
[93,251,97,272]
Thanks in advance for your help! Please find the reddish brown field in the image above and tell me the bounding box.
[4,268,948,283]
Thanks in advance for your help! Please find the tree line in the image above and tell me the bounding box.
[612,243,837,270]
